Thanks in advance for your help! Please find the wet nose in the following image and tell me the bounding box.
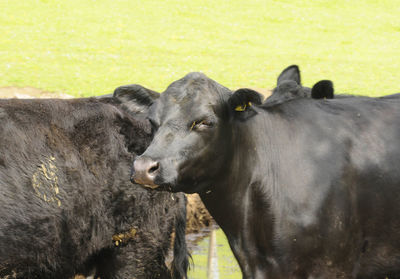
[131,156,160,186]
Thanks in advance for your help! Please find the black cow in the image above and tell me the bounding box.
[131,72,400,278]
[264,65,334,107]
[0,89,189,279]
[270,65,400,102]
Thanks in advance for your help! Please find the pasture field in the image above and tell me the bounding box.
[0,1,399,278]
[1,0,399,97]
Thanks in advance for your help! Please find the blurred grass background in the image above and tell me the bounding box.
[1,0,399,97]
[188,229,241,279]
[0,1,399,277]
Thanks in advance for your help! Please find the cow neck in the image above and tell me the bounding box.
[199,172,249,234]
[199,112,273,236]
[199,113,280,276]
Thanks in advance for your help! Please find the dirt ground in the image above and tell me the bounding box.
[0,86,73,99]
[246,87,272,98]
[0,86,271,100]
[186,194,214,233]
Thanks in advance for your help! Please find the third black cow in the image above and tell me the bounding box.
[131,72,400,278]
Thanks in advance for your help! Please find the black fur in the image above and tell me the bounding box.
[277,65,301,85]
[132,72,400,278]
[0,96,188,279]
[171,196,190,279]
[311,80,334,99]
[228,88,263,108]
[264,65,334,107]
[114,84,160,115]
[228,88,263,121]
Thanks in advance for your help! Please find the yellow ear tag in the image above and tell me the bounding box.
[235,104,247,111]
[190,121,196,131]
[234,102,251,112]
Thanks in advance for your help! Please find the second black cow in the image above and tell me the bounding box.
[131,72,400,278]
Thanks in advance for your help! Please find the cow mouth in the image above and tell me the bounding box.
[136,182,173,191]
[147,183,175,192]
[142,184,159,189]
[132,175,159,189]
[133,174,176,192]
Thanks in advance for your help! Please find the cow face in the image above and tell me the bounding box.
[131,72,262,193]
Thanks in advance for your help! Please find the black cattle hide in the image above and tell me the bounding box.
[131,71,400,279]
[0,96,188,279]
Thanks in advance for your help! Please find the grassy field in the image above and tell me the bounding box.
[0,0,399,97]
[0,1,399,278]
[188,229,241,279]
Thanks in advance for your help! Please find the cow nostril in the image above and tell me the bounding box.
[134,157,160,185]
[148,162,159,174]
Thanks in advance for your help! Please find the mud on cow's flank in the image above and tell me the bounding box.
[31,156,62,207]
[112,227,137,247]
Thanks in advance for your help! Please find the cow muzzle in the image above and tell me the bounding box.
[131,156,160,189]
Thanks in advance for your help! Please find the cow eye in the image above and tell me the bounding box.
[190,120,213,131]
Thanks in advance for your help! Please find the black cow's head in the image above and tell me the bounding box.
[264,65,334,107]
[130,72,262,193]
[113,84,161,118]
[129,69,335,194]
[112,84,161,155]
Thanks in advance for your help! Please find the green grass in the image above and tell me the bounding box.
[0,0,399,97]
[1,1,399,277]
[188,229,241,279]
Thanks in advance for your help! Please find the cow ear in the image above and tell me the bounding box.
[228,88,263,117]
[277,65,301,86]
[311,80,334,99]
[264,80,304,108]
[113,84,160,114]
